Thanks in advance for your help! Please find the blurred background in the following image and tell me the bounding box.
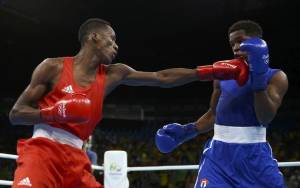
[0,0,299,187]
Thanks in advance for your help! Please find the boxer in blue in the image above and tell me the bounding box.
[155,20,288,188]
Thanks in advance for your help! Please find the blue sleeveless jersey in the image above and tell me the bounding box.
[216,68,279,127]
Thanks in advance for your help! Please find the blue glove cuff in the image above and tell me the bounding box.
[251,72,268,91]
[180,123,199,143]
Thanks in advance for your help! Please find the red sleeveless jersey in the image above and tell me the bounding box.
[38,57,106,140]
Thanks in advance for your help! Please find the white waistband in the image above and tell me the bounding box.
[213,124,266,143]
[32,124,83,149]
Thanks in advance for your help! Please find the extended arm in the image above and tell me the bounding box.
[121,65,199,88]
[117,59,248,88]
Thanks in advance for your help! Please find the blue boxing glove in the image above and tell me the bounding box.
[155,122,199,153]
[240,37,270,91]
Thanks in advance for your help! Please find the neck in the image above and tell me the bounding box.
[74,46,105,74]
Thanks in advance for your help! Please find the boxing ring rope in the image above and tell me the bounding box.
[1,152,300,186]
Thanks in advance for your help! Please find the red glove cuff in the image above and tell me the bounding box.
[40,107,55,123]
[196,65,214,81]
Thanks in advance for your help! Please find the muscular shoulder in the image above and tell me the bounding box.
[106,63,135,76]
[32,57,64,85]
[41,57,64,72]
[270,70,288,86]
[40,57,64,75]
[269,70,288,95]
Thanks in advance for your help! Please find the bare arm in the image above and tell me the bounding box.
[194,80,221,133]
[254,71,288,125]
[119,64,199,88]
[9,59,59,125]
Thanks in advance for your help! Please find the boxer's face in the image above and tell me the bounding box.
[229,30,252,59]
[92,26,118,64]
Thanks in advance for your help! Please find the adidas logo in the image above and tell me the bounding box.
[17,177,32,187]
[62,85,74,94]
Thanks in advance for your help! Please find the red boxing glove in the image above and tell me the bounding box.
[40,93,92,124]
[197,58,249,86]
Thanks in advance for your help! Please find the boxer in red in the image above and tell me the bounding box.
[9,18,248,187]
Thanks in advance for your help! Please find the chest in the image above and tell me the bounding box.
[73,70,97,88]
[220,79,252,98]
[49,66,99,92]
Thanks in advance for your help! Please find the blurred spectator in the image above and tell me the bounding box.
[83,135,98,165]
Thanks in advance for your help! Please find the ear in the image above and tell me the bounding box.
[89,32,100,43]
